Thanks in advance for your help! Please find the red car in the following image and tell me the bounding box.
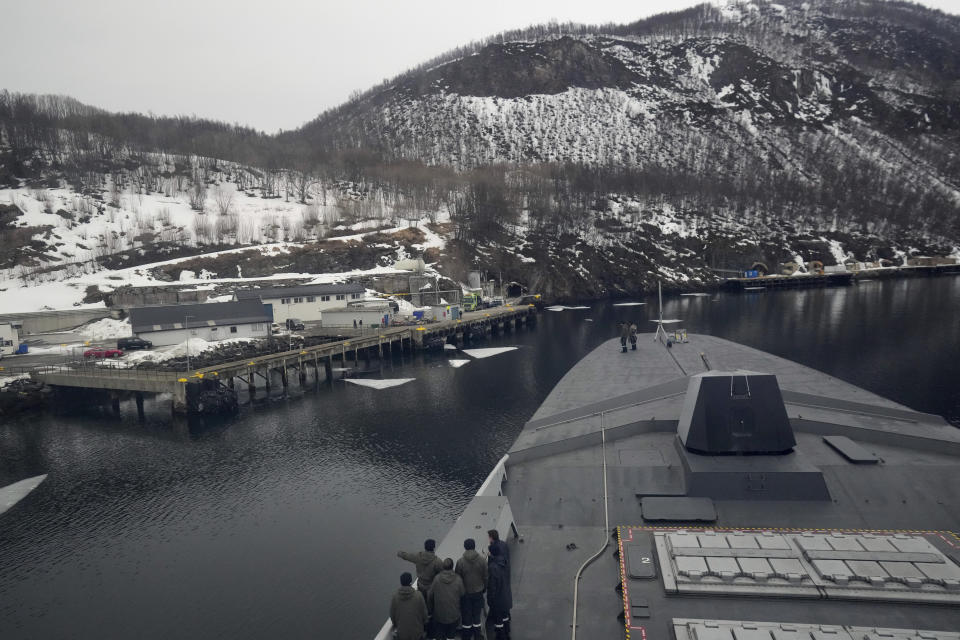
[83,348,124,359]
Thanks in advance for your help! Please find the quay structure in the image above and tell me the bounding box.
[27,305,537,415]
[723,261,960,291]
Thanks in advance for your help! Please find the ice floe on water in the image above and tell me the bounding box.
[612,302,645,306]
[462,347,518,359]
[344,378,415,389]
[545,305,590,311]
[448,359,470,368]
[443,344,458,351]
[0,474,47,516]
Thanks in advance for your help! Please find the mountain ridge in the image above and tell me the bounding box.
[1,0,958,305]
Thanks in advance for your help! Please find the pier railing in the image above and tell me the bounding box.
[11,304,537,405]
[2,363,180,380]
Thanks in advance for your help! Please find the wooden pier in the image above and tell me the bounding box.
[29,305,537,414]
[723,272,854,290]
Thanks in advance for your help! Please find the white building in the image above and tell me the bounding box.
[428,304,460,322]
[0,322,21,356]
[234,283,365,324]
[128,300,273,347]
[320,304,393,329]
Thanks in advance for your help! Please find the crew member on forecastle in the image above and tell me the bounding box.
[398,538,443,599]
[487,529,510,576]
[455,538,488,640]
[390,572,428,640]
[427,558,465,640]
[487,544,512,640]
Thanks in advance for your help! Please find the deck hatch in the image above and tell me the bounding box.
[823,435,880,464]
[625,534,657,579]
[640,496,717,522]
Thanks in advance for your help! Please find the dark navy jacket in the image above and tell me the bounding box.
[487,554,512,613]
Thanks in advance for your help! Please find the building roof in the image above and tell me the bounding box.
[129,300,272,334]
[234,283,365,300]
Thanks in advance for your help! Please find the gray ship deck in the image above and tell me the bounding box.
[503,335,960,640]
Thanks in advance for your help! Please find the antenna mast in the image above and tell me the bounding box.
[654,280,669,343]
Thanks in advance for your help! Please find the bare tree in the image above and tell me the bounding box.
[108,178,122,208]
[237,217,255,244]
[215,214,238,243]
[193,216,212,244]
[288,220,305,242]
[302,203,320,227]
[213,184,234,215]
[189,181,207,212]
[292,172,315,204]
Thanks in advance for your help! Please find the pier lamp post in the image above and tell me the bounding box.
[184,315,194,371]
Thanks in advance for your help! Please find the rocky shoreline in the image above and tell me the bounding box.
[0,378,52,418]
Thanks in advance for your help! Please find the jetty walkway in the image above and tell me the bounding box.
[27,304,537,413]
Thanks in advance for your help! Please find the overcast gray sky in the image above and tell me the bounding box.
[2,0,958,133]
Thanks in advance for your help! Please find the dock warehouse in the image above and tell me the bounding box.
[234,283,365,324]
[128,300,273,347]
[320,304,393,329]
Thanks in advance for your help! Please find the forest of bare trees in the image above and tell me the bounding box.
[1,0,958,258]
[1,84,956,248]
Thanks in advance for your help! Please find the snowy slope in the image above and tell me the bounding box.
[2,0,959,308]
[297,0,960,237]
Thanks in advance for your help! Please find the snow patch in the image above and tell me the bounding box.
[79,318,131,341]
[462,347,518,359]
[825,239,849,265]
[1,374,31,388]
[343,378,415,389]
[448,359,470,368]
[121,337,256,365]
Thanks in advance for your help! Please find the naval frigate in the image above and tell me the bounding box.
[376,327,960,640]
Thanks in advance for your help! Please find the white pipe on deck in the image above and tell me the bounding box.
[571,412,609,640]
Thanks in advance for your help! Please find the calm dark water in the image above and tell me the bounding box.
[1,276,958,639]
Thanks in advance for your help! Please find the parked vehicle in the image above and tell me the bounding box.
[271,323,282,334]
[84,348,124,358]
[117,337,152,351]
[462,293,481,312]
[285,318,305,331]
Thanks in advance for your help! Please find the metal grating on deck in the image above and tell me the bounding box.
[672,618,960,640]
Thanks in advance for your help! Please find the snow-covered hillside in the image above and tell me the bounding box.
[299,0,960,236]
[0,157,957,312]
[2,0,958,308]
[0,172,450,312]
